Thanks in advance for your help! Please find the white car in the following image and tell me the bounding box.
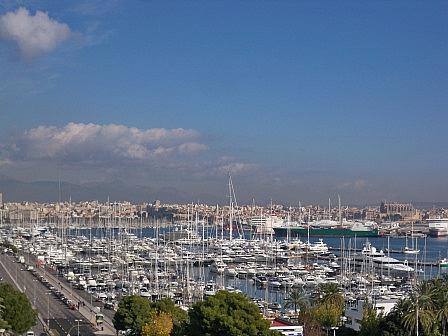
[26,332,35,336]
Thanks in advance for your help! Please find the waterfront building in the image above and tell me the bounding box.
[345,298,398,331]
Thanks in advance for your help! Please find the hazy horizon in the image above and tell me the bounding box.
[0,175,447,208]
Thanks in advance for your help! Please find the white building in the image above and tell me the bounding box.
[345,298,398,331]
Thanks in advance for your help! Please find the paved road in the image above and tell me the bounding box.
[0,253,97,336]
[0,254,46,336]
[22,250,117,323]
[34,263,116,335]
[45,268,116,322]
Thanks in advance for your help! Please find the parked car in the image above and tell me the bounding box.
[67,300,76,310]
[104,302,115,310]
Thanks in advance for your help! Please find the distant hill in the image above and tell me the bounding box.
[0,176,446,206]
[0,176,207,204]
[413,201,448,209]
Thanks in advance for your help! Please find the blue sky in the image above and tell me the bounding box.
[0,1,447,204]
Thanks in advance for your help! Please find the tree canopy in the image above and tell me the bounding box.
[311,283,344,330]
[149,298,187,336]
[113,295,156,335]
[113,296,188,336]
[359,303,382,336]
[284,287,308,315]
[187,290,278,336]
[141,312,173,336]
[359,275,448,336]
[0,283,36,334]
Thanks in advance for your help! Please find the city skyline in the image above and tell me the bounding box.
[1,1,448,204]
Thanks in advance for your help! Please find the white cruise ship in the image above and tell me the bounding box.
[427,218,448,237]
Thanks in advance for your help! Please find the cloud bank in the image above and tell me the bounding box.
[14,122,207,162]
[0,7,71,58]
[214,157,257,175]
[0,122,260,202]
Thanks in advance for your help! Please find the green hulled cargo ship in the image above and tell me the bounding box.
[274,227,379,238]
[273,220,379,238]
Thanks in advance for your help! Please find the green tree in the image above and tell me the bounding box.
[0,283,36,334]
[284,287,308,316]
[402,282,436,335]
[0,297,11,331]
[359,302,382,336]
[149,298,187,336]
[313,283,344,333]
[379,298,408,336]
[317,283,344,308]
[435,279,448,336]
[312,303,341,333]
[187,290,279,336]
[296,310,324,336]
[113,295,156,336]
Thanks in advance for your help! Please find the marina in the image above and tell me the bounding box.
[2,218,448,324]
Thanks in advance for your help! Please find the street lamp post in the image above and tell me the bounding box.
[75,319,81,336]
[32,279,38,307]
[47,292,51,329]
[66,319,82,336]
[331,326,339,336]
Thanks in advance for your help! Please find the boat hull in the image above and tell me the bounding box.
[273,227,379,238]
[429,229,448,237]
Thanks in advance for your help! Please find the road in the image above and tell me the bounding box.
[0,253,97,336]
[45,268,116,322]
[36,266,116,335]
[21,250,117,323]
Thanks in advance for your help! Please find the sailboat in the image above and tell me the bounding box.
[403,222,420,254]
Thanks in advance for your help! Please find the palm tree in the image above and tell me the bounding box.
[317,283,343,308]
[284,287,308,316]
[435,281,448,336]
[402,282,436,335]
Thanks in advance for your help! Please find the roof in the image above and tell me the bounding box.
[271,319,294,327]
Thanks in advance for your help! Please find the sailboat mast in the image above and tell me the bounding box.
[307,209,310,244]
[228,174,233,241]
[338,194,342,225]
[215,205,219,240]
[270,199,273,242]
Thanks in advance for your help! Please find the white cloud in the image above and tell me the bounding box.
[213,157,257,175]
[0,7,72,58]
[15,122,207,162]
[178,142,208,154]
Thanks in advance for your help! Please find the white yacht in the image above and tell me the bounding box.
[361,241,384,257]
[427,218,448,237]
[403,246,420,254]
[250,215,284,234]
[371,256,414,273]
[305,239,329,253]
